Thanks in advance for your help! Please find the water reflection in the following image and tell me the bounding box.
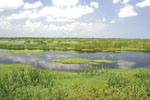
[0,51,150,71]
[117,60,136,69]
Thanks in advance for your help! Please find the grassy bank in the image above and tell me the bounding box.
[0,38,150,52]
[0,64,150,100]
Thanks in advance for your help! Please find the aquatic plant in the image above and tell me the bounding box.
[53,58,118,64]
[53,58,90,64]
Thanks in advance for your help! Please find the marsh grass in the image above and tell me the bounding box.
[1,38,150,52]
[0,64,150,100]
[77,64,109,76]
[0,68,56,100]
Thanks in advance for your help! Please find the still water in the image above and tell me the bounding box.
[0,50,150,71]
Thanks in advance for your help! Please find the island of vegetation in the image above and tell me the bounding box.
[53,58,118,64]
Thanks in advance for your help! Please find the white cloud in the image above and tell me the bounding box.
[6,11,32,20]
[102,18,106,22]
[24,1,43,9]
[113,0,120,4]
[38,5,94,19]
[0,0,106,37]
[4,0,97,21]
[40,22,107,37]
[90,2,99,8]
[123,0,130,4]
[118,5,138,18]
[0,17,11,30]
[46,17,74,22]
[113,0,130,4]
[0,9,3,12]
[136,0,150,8]
[6,10,38,21]
[0,17,108,37]
[0,0,23,10]
[98,18,107,22]
[51,0,79,7]
[25,20,48,32]
[110,20,116,23]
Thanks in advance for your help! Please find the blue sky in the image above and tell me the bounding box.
[0,0,150,38]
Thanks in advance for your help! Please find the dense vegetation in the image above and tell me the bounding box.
[0,64,150,100]
[0,38,150,52]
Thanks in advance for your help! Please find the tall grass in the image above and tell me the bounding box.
[103,70,150,100]
[0,69,56,100]
[78,64,109,76]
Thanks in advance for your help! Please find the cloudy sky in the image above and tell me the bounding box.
[0,0,150,38]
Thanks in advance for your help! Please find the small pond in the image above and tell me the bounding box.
[0,50,150,72]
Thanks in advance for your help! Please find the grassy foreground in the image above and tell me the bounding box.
[0,64,150,100]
